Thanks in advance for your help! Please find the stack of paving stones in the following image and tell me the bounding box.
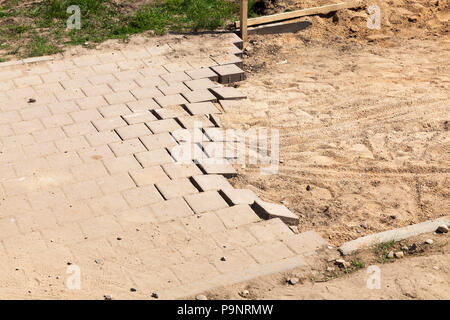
[0,33,327,298]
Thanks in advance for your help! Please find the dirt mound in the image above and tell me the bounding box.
[252,0,448,42]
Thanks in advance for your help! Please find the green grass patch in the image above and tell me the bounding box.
[0,0,242,59]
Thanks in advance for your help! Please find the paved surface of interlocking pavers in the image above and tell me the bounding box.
[0,33,327,299]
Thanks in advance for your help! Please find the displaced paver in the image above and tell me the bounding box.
[0,33,327,300]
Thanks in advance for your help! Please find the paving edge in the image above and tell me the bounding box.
[0,56,54,68]
[160,254,306,299]
[339,216,450,255]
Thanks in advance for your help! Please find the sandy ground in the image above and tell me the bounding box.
[224,35,449,246]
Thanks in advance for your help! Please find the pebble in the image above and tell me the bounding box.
[401,245,409,251]
[326,267,335,272]
[436,225,449,234]
[196,294,207,300]
[151,292,159,299]
[130,288,136,292]
[94,259,101,264]
[241,289,249,297]
[104,294,112,300]
[306,185,311,191]
[335,259,350,268]
[433,266,439,271]
[220,256,227,261]
[361,222,368,229]
[425,239,433,245]
[280,200,288,205]
[287,277,299,285]
[27,98,36,103]
[387,251,394,259]
[394,251,404,258]
[390,215,397,219]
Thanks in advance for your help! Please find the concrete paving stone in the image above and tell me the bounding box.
[212,248,258,273]
[251,200,299,226]
[0,110,21,124]
[46,150,82,168]
[97,172,136,194]
[114,70,144,81]
[32,127,66,143]
[129,166,170,186]
[210,87,246,100]
[154,93,188,108]
[177,115,215,129]
[130,87,164,100]
[70,109,103,122]
[171,260,220,284]
[210,64,245,84]
[135,149,174,167]
[215,204,261,229]
[163,62,193,73]
[108,138,146,157]
[55,136,89,152]
[153,106,188,119]
[79,215,122,239]
[161,71,191,83]
[161,162,203,179]
[70,161,108,181]
[115,123,151,140]
[67,66,97,80]
[246,218,293,243]
[63,180,103,201]
[85,130,121,147]
[108,80,139,92]
[146,118,181,133]
[284,231,329,256]
[13,157,48,176]
[92,62,119,75]
[135,75,166,88]
[117,59,146,71]
[89,73,116,85]
[92,117,127,132]
[20,105,51,121]
[211,227,259,249]
[11,119,44,134]
[47,100,79,115]
[182,89,217,103]
[0,124,12,137]
[155,178,199,200]
[150,197,194,222]
[128,267,181,291]
[88,193,129,216]
[15,209,57,234]
[157,82,190,95]
[41,223,85,244]
[123,110,157,124]
[184,102,221,115]
[226,45,243,57]
[73,55,100,67]
[190,174,233,192]
[103,155,141,174]
[123,185,164,208]
[139,65,168,77]
[76,95,109,110]
[246,241,295,264]
[77,145,114,162]
[181,212,227,236]
[203,127,236,142]
[98,104,132,118]
[184,190,229,214]
[211,54,243,68]
[126,98,160,112]
[7,87,36,99]
[219,188,259,206]
[1,232,45,255]
[104,91,136,105]
[169,142,207,164]
[23,141,58,158]
[81,84,113,97]
[198,161,237,178]
[59,78,87,90]
[171,128,209,143]
[139,132,177,151]
[185,68,219,82]
[52,201,93,223]
[41,71,69,83]
[63,121,97,137]
[121,48,151,60]
[184,78,219,91]
[55,88,86,102]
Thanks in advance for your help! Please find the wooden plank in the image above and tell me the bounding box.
[240,0,248,43]
[236,1,363,28]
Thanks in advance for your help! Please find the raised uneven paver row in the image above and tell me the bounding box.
[0,33,327,299]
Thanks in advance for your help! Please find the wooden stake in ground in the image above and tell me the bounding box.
[240,0,248,43]
[236,0,363,28]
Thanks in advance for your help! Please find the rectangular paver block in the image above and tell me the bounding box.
[210,87,246,100]
[184,78,219,91]
[284,231,329,256]
[184,102,221,115]
[129,166,170,186]
[149,198,194,222]
[146,118,181,134]
[185,68,219,82]
[135,149,174,167]
[198,161,237,178]
[93,117,127,131]
[103,155,141,174]
[211,54,243,68]
[161,162,203,179]
[122,111,157,124]
[211,64,245,84]
[251,200,299,226]
[183,190,229,214]
[219,188,259,206]
[123,185,164,208]
[140,132,177,151]
[154,106,188,119]
[182,90,217,103]
[108,139,146,156]
[246,241,294,264]
[115,123,151,140]
[154,94,188,108]
[158,83,190,95]
[215,204,261,229]
[190,174,233,192]
[126,98,160,112]
[155,178,199,200]
[247,218,293,242]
